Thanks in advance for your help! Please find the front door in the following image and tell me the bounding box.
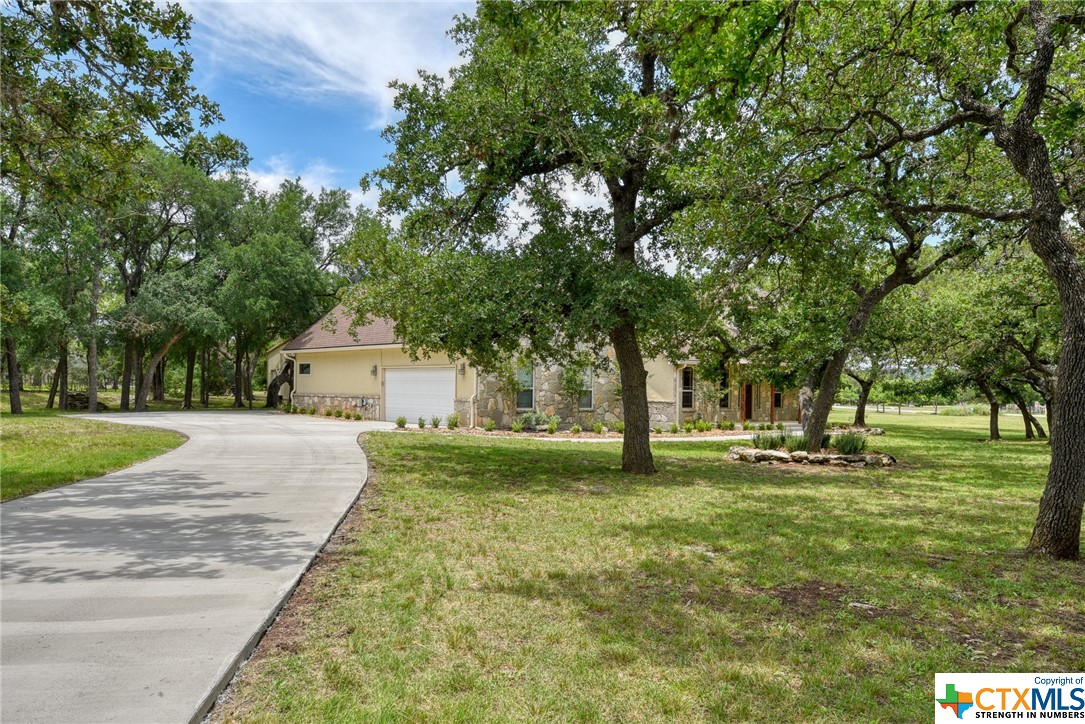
[744,384,753,421]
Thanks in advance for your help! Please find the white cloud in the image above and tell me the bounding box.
[245,154,378,208]
[184,1,469,128]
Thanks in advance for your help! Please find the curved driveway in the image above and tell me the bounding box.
[1,411,392,724]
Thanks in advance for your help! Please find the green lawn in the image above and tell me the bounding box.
[0,391,188,501]
[215,410,1081,723]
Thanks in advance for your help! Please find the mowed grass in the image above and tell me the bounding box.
[216,411,1083,723]
[1,391,186,501]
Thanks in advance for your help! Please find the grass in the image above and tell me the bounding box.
[215,410,1082,723]
[1,390,194,501]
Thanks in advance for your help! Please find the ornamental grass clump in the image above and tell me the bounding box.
[484,418,495,432]
[833,432,867,455]
[511,419,524,433]
[571,424,582,434]
[593,422,604,434]
[753,433,785,450]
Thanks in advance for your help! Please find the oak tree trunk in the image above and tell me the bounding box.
[120,340,134,411]
[610,320,655,474]
[4,336,22,414]
[852,376,873,427]
[182,347,196,409]
[266,358,293,408]
[46,357,60,409]
[57,343,68,411]
[232,345,245,408]
[135,331,184,412]
[86,256,100,413]
[803,347,850,452]
[975,378,1001,441]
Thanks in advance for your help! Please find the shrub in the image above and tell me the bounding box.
[722,420,736,430]
[653,426,662,434]
[306,407,314,415]
[670,423,679,434]
[753,433,784,450]
[395,416,407,429]
[571,424,582,434]
[353,412,362,420]
[484,418,495,432]
[518,412,543,430]
[694,419,710,432]
[447,412,460,430]
[430,415,442,429]
[833,432,867,455]
[332,409,341,418]
[281,403,291,413]
[593,422,604,434]
[511,419,524,433]
[776,422,784,431]
[741,421,754,431]
[683,422,694,433]
[546,419,558,434]
[614,421,625,433]
[418,417,426,429]
[324,409,333,417]
[782,435,806,453]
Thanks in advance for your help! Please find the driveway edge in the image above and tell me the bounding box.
[191,434,371,724]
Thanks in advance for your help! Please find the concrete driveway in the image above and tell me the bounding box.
[1,410,392,724]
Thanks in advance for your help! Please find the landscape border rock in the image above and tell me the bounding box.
[827,425,885,436]
[729,446,896,468]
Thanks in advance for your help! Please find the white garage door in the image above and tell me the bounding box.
[385,368,456,423]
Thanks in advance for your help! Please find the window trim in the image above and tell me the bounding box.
[578,366,593,410]
[515,366,534,410]
[681,367,695,410]
[298,362,312,375]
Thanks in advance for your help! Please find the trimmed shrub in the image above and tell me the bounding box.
[352,412,362,420]
[571,424,582,434]
[683,422,694,434]
[593,422,604,434]
[418,417,426,429]
[447,412,460,430]
[430,415,442,429]
[484,418,495,432]
[614,421,625,434]
[324,409,333,417]
[395,416,407,429]
[833,432,867,455]
[334,409,342,418]
[694,419,710,432]
[722,420,736,430]
[670,423,680,434]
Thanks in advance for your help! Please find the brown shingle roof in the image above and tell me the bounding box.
[283,305,399,351]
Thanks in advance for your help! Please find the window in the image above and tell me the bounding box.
[516,366,534,409]
[578,367,593,409]
[681,367,694,409]
[719,371,730,409]
[299,363,311,375]
[773,390,783,408]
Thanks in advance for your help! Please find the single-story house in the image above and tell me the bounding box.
[268,305,799,428]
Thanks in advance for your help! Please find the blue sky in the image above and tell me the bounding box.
[183,1,472,205]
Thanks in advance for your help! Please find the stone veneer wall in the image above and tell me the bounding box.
[475,365,679,429]
[292,393,381,420]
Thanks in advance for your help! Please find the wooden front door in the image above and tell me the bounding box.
[744,384,753,420]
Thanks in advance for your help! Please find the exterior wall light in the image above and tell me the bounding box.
[370,365,378,376]
[458,362,466,376]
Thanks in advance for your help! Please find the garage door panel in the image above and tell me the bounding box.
[385,369,455,422]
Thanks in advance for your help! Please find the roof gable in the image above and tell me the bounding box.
[283,305,399,351]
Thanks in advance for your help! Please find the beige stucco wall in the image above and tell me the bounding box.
[292,347,477,400]
[644,356,676,402]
